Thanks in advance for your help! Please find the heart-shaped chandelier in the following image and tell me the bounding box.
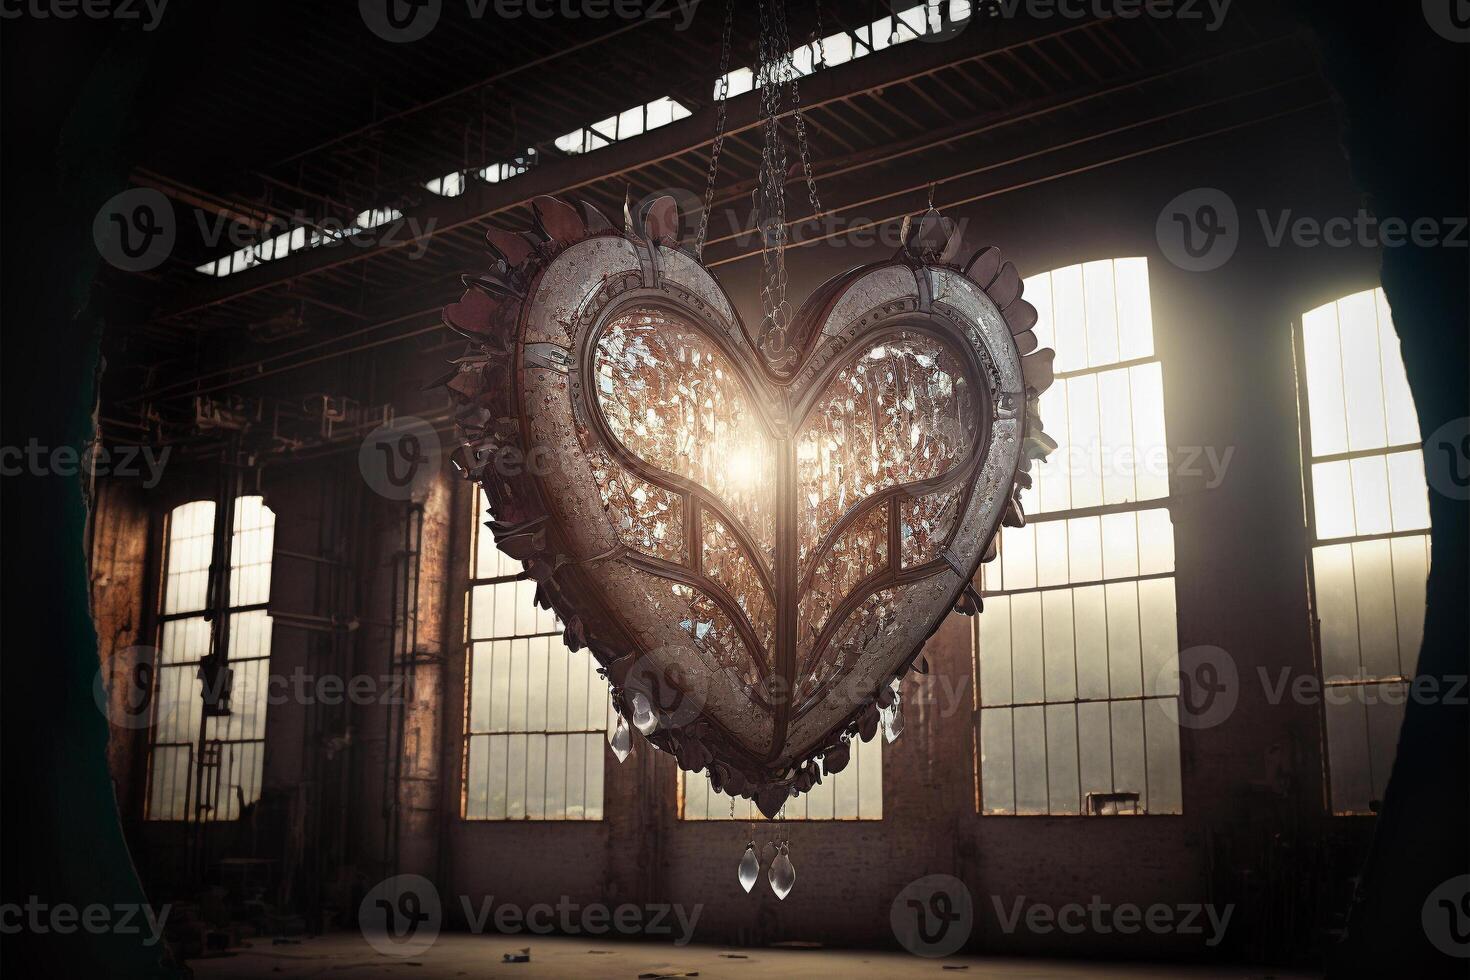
[443,193,1055,819]
[440,1,1055,847]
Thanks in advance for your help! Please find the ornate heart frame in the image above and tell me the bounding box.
[442,195,1054,818]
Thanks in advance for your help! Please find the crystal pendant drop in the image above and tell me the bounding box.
[737,844,759,893]
[882,703,904,742]
[608,712,633,763]
[768,844,795,900]
[630,692,658,735]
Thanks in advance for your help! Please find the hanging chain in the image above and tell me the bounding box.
[695,0,734,262]
[779,0,822,222]
[755,0,793,370]
[812,0,826,70]
[752,0,825,372]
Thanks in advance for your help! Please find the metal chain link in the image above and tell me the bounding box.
[695,0,734,262]
[750,0,829,371]
[812,0,826,70]
[780,0,822,222]
[755,0,794,370]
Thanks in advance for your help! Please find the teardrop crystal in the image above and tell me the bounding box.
[882,703,904,743]
[630,692,658,735]
[769,845,795,900]
[737,844,759,893]
[608,712,632,763]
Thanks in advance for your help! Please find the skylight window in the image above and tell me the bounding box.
[195,207,405,278]
[553,96,691,155]
[425,149,538,198]
[713,3,973,98]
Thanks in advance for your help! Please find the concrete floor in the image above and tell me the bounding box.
[190,933,1317,979]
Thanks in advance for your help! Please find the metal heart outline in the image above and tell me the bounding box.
[443,195,1054,813]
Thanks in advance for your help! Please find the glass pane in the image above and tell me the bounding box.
[1042,589,1076,701]
[979,708,1015,814]
[1311,460,1356,540]
[1129,362,1170,502]
[1114,257,1154,362]
[1143,696,1183,813]
[1313,543,1361,679]
[1348,455,1393,536]
[1074,585,1110,700]
[164,500,215,615]
[1045,703,1080,814]
[1375,289,1419,446]
[1390,534,1430,671]
[229,496,276,607]
[1106,582,1143,698]
[1098,367,1133,505]
[1109,700,1146,805]
[1082,259,1120,368]
[1301,300,1348,457]
[1352,539,1400,680]
[1013,706,1049,814]
[1067,516,1103,583]
[1077,701,1113,805]
[1336,289,1389,452]
[977,595,1013,706]
[1386,449,1431,531]
[1009,593,1044,704]
[1138,579,1179,696]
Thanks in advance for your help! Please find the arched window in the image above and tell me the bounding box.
[463,490,610,820]
[1296,287,1429,815]
[974,258,1183,816]
[147,495,275,821]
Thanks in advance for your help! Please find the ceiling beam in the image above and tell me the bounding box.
[157,17,1128,321]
